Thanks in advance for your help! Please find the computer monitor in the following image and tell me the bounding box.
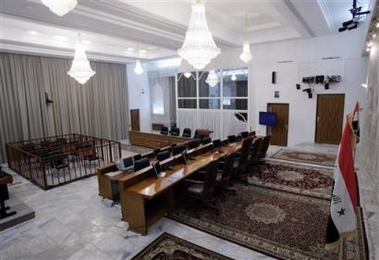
[116,156,133,171]
[152,161,165,178]
[228,135,236,143]
[187,139,200,150]
[133,154,142,163]
[172,145,185,155]
[123,157,134,168]
[212,139,221,150]
[202,137,212,145]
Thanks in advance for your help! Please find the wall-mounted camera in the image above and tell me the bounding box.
[302,88,313,99]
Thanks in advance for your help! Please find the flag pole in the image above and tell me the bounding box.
[338,240,343,260]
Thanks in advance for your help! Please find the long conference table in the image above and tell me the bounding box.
[114,141,242,235]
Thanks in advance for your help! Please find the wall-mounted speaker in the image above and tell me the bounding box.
[272,71,276,84]
[296,84,301,90]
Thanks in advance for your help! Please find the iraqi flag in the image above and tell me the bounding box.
[326,114,358,247]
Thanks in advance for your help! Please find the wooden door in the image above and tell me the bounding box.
[315,94,345,144]
[130,109,140,131]
[267,103,289,146]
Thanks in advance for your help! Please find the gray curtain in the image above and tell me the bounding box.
[0,53,129,163]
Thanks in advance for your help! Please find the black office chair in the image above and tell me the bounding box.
[216,153,237,198]
[183,159,220,214]
[257,134,272,161]
[182,128,191,137]
[170,127,180,136]
[134,158,150,171]
[160,126,169,135]
[232,136,253,184]
[153,148,161,156]
[156,151,170,161]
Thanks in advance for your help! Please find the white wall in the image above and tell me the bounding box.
[127,63,152,133]
[179,28,368,146]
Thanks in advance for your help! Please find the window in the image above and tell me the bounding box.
[177,68,248,111]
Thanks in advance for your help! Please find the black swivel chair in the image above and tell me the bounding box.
[232,136,253,184]
[183,159,220,214]
[187,139,200,150]
[170,127,180,136]
[182,128,192,137]
[239,131,249,139]
[134,158,150,172]
[172,145,186,156]
[156,151,170,161]
[160,126,169,135]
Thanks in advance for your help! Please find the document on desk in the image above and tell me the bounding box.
[105,170,123,177]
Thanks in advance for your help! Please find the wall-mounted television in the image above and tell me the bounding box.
[259,111,277,126]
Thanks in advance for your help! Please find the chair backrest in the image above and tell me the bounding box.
[134,158,150,171]
[258,134,271,159]
[160,126,169,135]
[182,128,191,137]
[239,136,253,165]
[170,127,180,136]
[156,150,170,161]
[220,153,236,185]
[248,137,264,165]
[203,160,219,197]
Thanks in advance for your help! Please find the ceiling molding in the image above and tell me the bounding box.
[317,0,334,31]
[284,0,316,37]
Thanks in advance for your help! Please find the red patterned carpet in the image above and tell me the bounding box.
[271,149,336,167]
[168,184,366,260]
[248,162,333,200]
[131,233,232,260]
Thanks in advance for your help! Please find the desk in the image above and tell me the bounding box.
[0,173,16,220]
[129,131,191,148]
[119,142,241,234]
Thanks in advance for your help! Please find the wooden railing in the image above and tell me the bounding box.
[6,134,121,190]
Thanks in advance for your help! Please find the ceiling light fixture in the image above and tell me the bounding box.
[240,15,253,63]
[67,33,95,84]
[240,41,253,63]
[134,59,143,75]
[177,0,220,70]
[41,0,77,16]
[205,70,219,87]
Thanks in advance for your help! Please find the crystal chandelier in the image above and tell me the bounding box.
[134,59,143,75]
[178,0,220,70]
[67,33,95,85]
[41,0,77,16]
[240,14,253,63]
[205,70,219,87]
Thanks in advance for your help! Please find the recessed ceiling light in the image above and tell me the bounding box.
[139,49,148,53]
[27,30,39,35]
[82,40,92,44]
[54,35,67,40]
[127,47,134,52]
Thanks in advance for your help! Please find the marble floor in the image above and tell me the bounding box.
[0,143,377,260]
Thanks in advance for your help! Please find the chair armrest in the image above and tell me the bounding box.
[184,179,205,185]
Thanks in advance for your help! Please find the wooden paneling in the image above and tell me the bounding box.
[267,103,289,146]
[129,131,190,149]
[315,94,345,144]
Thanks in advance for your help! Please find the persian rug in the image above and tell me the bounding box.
[168,185,366,260]
[248,162,334,200]
[270,149,336,167]
[131,232,232,260]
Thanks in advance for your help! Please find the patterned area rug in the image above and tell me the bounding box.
[131,232,232,260]
[248,162,333,200]
[168,185,366,260]
[270,149,336,167]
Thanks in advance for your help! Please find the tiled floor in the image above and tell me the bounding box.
[0,143,377,260]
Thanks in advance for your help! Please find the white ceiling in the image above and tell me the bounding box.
[0,0,374,64]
